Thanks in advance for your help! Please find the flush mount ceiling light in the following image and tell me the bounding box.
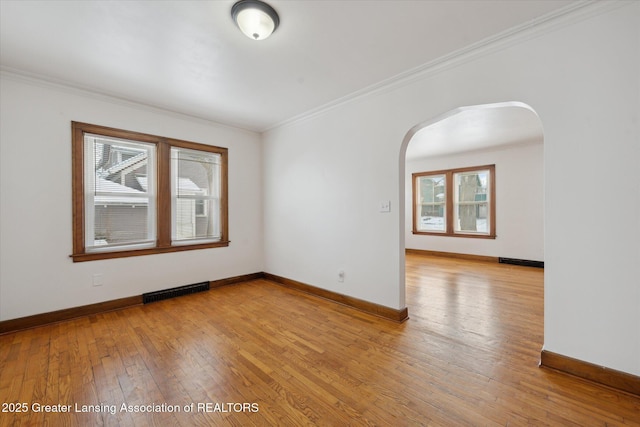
[231,0,280,41]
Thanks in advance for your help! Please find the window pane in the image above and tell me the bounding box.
[454,203,489,233]
[417,175,446,232]
[454,170,489,234]
[85,135,156,250]
[171,147,221,242]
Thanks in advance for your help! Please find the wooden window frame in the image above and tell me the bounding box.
[71,122,229,262]
[412,165,496,239]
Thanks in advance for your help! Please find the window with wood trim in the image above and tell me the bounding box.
[71,122,228,262]
[413,165,495,238]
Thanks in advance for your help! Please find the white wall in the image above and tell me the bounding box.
[405,141,544,261]
[263,2,639,375]
[0,75,264,321]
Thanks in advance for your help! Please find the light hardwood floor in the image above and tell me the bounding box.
[1,254,638,426]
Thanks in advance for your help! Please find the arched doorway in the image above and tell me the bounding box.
[398,101,544,307]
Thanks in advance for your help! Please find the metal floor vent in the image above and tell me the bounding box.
[143,281,210,304]
[499,257,544,269]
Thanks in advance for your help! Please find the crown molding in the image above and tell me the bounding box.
[265,0,627,133]
[0,67,260,135]
[2,1,629,135]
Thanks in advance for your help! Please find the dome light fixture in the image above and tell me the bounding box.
[231,0,280,41]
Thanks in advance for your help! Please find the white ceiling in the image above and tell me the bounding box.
[405,102,544,160]
[1,0,579,133]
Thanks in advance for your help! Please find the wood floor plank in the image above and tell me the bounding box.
[1,254,639,426]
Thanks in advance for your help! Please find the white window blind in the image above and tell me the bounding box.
[84,134,156,252]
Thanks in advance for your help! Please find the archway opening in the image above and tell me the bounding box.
[398,101,544,310]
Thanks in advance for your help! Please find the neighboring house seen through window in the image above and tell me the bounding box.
[71,122,228,262]
[170,147,222,244]
[413,165,495,238]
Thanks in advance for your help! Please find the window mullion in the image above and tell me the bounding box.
[413,175,420,233]
[445,171,453,234]
[157,139,172,248]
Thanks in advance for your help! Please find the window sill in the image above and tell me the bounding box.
[70,240,230,262]
[412,231,496,239]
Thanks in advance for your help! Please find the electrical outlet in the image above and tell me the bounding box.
[379,200,391,213]
[338,270,345,283]
[92,273,104,287]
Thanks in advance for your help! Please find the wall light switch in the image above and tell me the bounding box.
[379,200,391,213]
